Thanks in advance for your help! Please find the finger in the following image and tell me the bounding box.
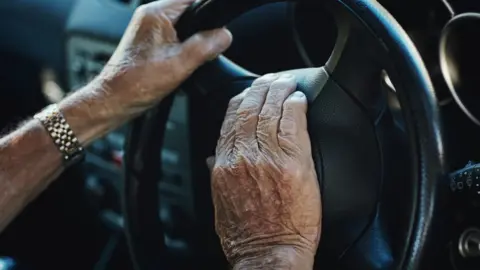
[180,28,233,72]
[257,74,297,150]
[144,0,196,23]
[278,91,309,153]
[235,74,279,149]
[216,89,248,157]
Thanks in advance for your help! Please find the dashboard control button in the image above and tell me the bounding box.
[86,176,105,198]
[459,228,480,258]
[111,150,124,167]
[449,162,480,207]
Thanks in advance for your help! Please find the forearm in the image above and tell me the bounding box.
[0,119,62,231]
[58,78,135,146]
[232,246,315,270]
[0,79,133,232]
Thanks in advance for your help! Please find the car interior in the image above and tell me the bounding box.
[0,0,480,269]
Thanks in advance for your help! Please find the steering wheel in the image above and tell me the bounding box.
[123,0,449,269]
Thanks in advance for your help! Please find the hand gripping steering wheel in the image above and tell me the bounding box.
[123,0,449,269]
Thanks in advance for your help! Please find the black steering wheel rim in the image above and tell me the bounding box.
[123,0,449,269]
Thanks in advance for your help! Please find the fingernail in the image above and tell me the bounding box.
[212,28,233,54]
[293,91,305,97]
[291,91,306,99]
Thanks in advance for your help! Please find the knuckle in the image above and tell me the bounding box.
[134,4,168,27]
[212,155,247,178]
[255,128,272,143]
[270,79,295,92]
[257,115,280,135]
[228,94,244,107]
[264,91,283,105]
[258,115,280,127]
[251,80,273,89]
[252,74,277,87]
[259,106,278,119]
[135,4,149,16]
[237,106,258,120]
[134,5,153,21]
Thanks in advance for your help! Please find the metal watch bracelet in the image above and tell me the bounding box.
[34,104,85,166]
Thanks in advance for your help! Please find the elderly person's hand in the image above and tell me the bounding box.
[209,74,322,270]
[61,0,232,145]
[102,0,232,110]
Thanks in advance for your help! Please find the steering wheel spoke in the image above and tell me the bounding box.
[324,1,387,117]
[187,56,258,96]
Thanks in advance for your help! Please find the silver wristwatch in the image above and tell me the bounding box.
[34,104,85,166]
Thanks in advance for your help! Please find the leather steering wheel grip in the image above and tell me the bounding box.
[123,0,449,269]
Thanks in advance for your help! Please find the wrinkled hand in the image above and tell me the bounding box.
[98,0,232,114]
[209,74,322,268]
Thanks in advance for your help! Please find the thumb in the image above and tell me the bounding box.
[180,28,233,70]
[206,156,215,172]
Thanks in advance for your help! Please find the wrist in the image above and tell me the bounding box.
[232,246,315,270]
[57,79,129,146]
